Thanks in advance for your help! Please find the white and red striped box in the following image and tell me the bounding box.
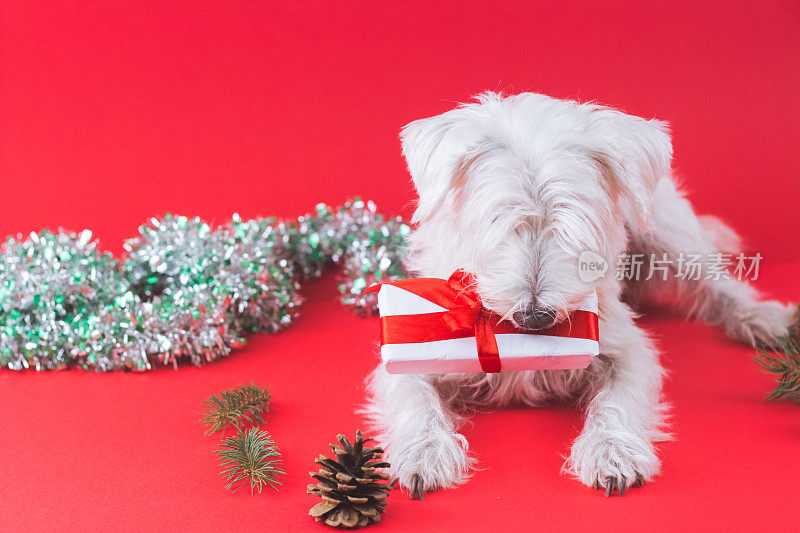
[375,282,600,374]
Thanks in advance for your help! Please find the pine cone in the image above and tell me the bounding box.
[308,430,390,528]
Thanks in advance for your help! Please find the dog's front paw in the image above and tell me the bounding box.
[389,473,427,500]
[567,429,659,497]
[386,431,472,500]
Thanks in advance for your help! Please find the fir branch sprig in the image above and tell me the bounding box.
[754,340,800,402]
[216,428,285,494]
[202,382,271,435]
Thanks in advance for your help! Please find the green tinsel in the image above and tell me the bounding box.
[0,199,409,372]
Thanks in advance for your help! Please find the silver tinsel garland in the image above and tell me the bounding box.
[0,199,409,372]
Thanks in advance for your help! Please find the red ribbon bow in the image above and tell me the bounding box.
[364,269,599,373]
[363,270,507,372]
[366,269,504,372]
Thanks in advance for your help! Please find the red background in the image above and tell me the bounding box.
[1,1,799,531]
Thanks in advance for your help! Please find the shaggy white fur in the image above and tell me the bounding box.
[364,92,797,498]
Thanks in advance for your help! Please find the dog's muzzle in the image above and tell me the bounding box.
[512,306,556,330]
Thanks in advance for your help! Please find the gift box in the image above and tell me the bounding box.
[365,270,599,374]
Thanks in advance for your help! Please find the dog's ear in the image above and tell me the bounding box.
[400,110,477,223]
[589,111,672,232]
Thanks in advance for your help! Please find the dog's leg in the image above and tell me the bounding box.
[631,178,797,346]
[567,298,668,495]
[363,364,472,499]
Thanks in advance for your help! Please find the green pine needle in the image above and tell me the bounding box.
[754,339,800,402]
[202,382,271,435]
[216,428,285,494]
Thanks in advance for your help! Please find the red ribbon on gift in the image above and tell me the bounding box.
[364,270,599,373]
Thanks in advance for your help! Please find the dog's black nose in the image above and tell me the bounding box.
[512,307,556,330]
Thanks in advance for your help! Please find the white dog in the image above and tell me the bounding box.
[365,92,797,498]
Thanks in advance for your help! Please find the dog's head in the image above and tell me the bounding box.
[401,92,672,328]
